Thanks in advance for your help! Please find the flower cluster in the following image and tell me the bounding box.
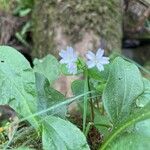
[59,47,109,74]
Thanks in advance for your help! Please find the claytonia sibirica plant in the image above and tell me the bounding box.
[59,46,110,133]
[0,46,150,150]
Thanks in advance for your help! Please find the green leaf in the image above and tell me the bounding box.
[94,111,112,138]
[88,64,110,81]
[90,78,106,94]
[60,64,70,75]
[33,54,60,84]
[71,80,85,96]
[71,79,90,117]
[15,32,30,48]
[109,133,150,150]
[0,46,38,128]
[135,78,150,138]
[21,21,32,36]
[99,103,150,150]
[135,119,150,138]
[103,57,143,124]
[35,73,67,118]
[19,8,31,17]
[71,79,90,133]
[136,78,150,107]
[42,116,90,150]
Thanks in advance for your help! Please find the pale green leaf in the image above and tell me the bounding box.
[94,111,112,137]
[42,116,90,150]
[19,8,31,17]
[71,80,85,96]
[135,119,150,138]
[71,79,90,117]
[135,78,150,138]
[35,73,67,118]
[88,64,110,81]
[0,46,38,128]
[109,133,150,150]
[136,78,150,107]
[103,57,143,124]
[33,54,60,84]
[99,103,150,150]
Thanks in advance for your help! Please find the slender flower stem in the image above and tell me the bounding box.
[83,71,88,133]
[87,75,95,122]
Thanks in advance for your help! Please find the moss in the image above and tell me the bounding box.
[32,0,122,58]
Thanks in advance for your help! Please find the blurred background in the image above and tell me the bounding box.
[0,0,149,73]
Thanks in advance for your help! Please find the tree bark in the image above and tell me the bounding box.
[32,0,123,58]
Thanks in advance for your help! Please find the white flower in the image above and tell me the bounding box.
[86,48,109,71]
[59,47,78,74]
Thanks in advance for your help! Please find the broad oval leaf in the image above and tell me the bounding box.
[33,54,60,84]
[0,46,38,128]
[42,116,90,150]
[103,57,143,124]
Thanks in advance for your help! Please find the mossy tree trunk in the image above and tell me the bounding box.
[32,0,123,58]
